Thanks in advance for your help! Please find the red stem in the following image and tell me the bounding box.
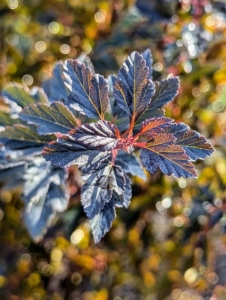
[111,149,118,165]
[128,115,135,137]
[133,141,147,148]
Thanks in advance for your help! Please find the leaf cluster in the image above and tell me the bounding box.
[0,50,214,242]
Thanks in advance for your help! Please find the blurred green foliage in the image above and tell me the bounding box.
[2,0,226,299]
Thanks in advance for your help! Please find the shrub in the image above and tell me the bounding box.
[0,49,214,243]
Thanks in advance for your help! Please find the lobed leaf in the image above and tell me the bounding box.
[20,101,79,135]
[0,111,21,126]
[30,87,49,104]
[141,48,153,80]
[90,200,116,243]
[0,149,26,188]
[113,51,155,121]
[116,151,146,180]
[69,120,121,151]
[81,164,125,219]
[42,62,69,103]
[123,174,132,208]
[0,124,55,155]
[148,77,179,110]
[0,148,25,169]
[88,164,131,243]
[43,135,112,169]
[138,117,173,136]
[113,174,132,208]
[134,77,179,126]
[167,123,214,161]
[2,83,48,108]
[76,52,95,74]
[140,133,197,178]
[64,59,109,119]
[22,160,69,241]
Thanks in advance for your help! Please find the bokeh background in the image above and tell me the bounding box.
[1,0,226,299]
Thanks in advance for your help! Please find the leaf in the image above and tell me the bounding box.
[2,83,48,108]
[108,74,126,118]
[69,120,121,150]
[43,136,112,169]
[116,151,146,180]
[90,200,116,243]
[0,124,54,155]
[123,174,132,208]
[142,48,153,79]
[0,110,21,126]
[113,173,132,208]
[20,101,79,135]
[107,74,130,133]
[64,59,109,119]
[138,117,173,136]
[89,169,132,243]
[167,123,214,161]
[0,148,25,169]
[22,159,69,241]
[81,164,125,218]
[113,51,155,122]
[0,149,25,187]
[134,77,179,126]
[140,133,197,178]
[42,62,69,103]
[77,52,95,74]
[148,77,180,110]
[43,120,122,168]
[30,87,49,104]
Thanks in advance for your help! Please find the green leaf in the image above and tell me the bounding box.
[20,101,79,135]
[2,83,48,108]
[0,124,54,155]
[0,110,21,126]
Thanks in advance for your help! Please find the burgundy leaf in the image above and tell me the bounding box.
[135,77,179,126]
[166,122,214,161]
[90,200,116,243]
[113,51,155,124]
[64,60,109,119]
[43,137,111,169]
[141,48,153,80]
[140,133,197,178]
[69,120,121,151]
[81,164,125,219]
[138,117,173,136]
